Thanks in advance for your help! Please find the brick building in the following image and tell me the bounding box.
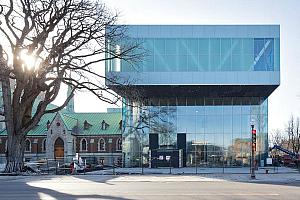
[0,109,122,166]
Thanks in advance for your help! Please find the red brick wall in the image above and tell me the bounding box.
[24,137,47,154]
[1,135,122,154]
[76,135,122,153]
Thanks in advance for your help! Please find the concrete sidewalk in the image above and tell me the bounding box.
[1,167,299,184]
[1,173,300,184]
[104,173,300,183]
[87,166,299,175]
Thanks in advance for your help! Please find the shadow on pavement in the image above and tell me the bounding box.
[0,175,133,200]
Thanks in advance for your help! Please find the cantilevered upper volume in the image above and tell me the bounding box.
[106,25,280,98]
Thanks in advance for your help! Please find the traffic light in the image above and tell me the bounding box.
[252,129,256,151]
[252,143,256,151]
[252,130,256,143]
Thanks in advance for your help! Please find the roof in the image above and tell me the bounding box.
[0,112,56,136]
[123,25,280,38]
[0,99,122,136]
[0,102,60,136]
[61,112,121,135]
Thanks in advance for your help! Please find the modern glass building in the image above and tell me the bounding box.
[106,25,280,169]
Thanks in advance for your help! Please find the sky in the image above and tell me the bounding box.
[54,0,300,132]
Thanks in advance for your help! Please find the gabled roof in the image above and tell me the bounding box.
[61,112,121,135]
[0,102,60,136]
[60,114,78,130]
[0,112,56,136]
[0,111,122,136]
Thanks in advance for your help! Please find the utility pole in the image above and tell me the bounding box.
[250,122,256,179]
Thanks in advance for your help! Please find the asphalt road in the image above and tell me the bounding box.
[0,175,299,200]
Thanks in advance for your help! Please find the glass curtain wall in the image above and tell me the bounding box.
[122,97,268,168]
[107,37,280,73]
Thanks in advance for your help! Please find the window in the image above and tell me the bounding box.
[98,138,106,151]
[42,139,46,152]
[80,138,87,151]
[116,138,122,151]
[25,139,31,152]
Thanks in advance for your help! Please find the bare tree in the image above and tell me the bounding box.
[292,117,300,154]
[286,116,294,151]
[284,116,300,154]
[0,0,142,173]
[269,129,285,146]
[125,105,177,146]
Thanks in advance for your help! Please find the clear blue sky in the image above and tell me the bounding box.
[55,0,300,132]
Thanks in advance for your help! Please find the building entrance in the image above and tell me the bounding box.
[54,138,64,159]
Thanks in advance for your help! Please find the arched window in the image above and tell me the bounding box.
[80,138,87,151]
[25,139,31,152]
[42,138,46,152]
[98,138,106,151]
[116,138,122,151]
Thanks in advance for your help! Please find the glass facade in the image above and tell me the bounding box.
[122,97,268,168]
[107,37,280,73]
[105,25,280,169]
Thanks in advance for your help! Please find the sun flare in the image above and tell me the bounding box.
[19,50,39,70]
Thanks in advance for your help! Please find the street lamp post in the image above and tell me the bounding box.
[195,145,197,174]
[195,110,198,174]
[250,120,256,179]
[141,141,143,175]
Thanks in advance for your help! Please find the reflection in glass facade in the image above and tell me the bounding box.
[108,38,280,73]
[122,97,268,168]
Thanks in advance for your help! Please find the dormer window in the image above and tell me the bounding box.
[101,120,109,130]
[101,120,105,130]
[47,120,51,130]
[119,120,122,130]
[84,120,91,130]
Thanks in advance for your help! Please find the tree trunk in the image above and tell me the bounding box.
[4,135,25,174]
